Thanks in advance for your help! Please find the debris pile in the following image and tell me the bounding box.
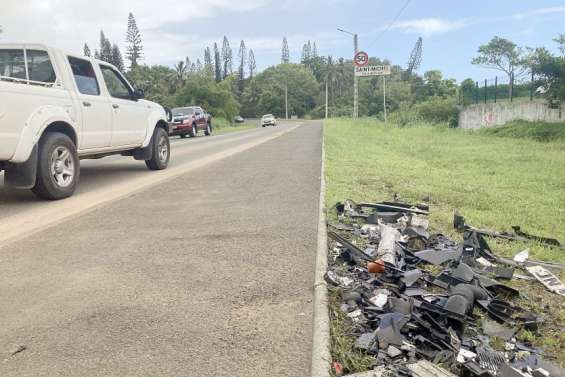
[326,199,565,377]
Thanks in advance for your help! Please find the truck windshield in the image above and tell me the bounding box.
[172,108,194,117]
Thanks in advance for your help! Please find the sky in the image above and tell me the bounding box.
[0,0,564,82]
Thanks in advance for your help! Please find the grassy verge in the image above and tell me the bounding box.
[324,118,565,371]
[213,117,257,134]
[475,120,565,143]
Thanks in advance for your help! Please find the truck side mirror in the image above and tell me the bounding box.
[133,88,145,100]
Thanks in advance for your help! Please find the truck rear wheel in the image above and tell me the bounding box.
[205,122,212,136]
[189,123,197,138]
[145,127,170,170]
[32,132,79,200]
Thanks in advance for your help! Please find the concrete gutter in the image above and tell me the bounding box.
[310,128,331,377]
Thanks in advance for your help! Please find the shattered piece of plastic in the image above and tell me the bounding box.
[355,332,377,352]
[386,345,403,358]
[526,265,565,297]
[451,263,475,283]
[476,257,495,267]
[457,348,477,363]
[513,249,530,264]
[407,360,458,377]
[482,320,517,341]
[415,248,461,265]
[369,290,390,309]
[325,270,355,288]
[347,309,364,323]
[401,269,423,287]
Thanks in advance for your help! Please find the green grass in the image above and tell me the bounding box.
[476,120,565,143]
[324,118,565,263]
[214,117,257,134]
[324,118,565,369]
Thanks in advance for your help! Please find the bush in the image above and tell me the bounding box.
[413,96,459,126]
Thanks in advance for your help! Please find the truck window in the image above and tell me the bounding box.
[99,65,132,100]
[0,49,26,80]
[27,50,56,83]
[68,57,100,96]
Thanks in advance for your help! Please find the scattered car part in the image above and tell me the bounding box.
[526,266,565,297]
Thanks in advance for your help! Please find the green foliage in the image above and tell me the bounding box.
[127,65,175,106]
[472,36,525,78]
[173,75,239,121]
[529,43,565,103]
[413,96,459,126]
[241,63,318,117]
[476,120,565,142]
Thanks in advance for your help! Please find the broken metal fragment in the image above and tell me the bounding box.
[407,360,458,377]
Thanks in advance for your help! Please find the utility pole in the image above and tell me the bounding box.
[338,28,359,119]
[353,33,358,119]
[383,76,387,123]
[325,79,328,119]
[285,84,288,120]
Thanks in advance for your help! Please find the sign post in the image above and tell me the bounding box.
[354,64,392,122]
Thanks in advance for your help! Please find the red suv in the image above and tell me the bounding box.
[169,106,212,138]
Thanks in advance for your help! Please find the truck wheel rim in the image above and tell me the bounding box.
[50,146,74,188]
[158,135,168,162]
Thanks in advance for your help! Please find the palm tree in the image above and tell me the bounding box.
[323,56,341,117]
[173,59,188,89]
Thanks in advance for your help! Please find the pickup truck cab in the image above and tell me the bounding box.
[169,106,212,138]
[0,44,171,199]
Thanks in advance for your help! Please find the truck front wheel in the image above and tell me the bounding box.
[145,127,170,170]
[32,132,80,200]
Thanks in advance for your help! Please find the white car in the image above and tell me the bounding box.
[0,44,171,200]
[261,114,277,127]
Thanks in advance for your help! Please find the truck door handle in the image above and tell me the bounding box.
[112,104,120,109]
[82,101,91,107]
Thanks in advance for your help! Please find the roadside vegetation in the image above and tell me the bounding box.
[475,120,565,142]
[324,118,565,372]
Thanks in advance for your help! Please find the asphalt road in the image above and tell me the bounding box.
[0,121,322,376]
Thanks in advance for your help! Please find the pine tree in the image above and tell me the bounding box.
[221,36,232,79]
[312,42,318,58]
[213,43,222,82]
[301,41,312,64]
[111,44,124,71]
[248,49,256,79]
[281,37,290,63]
[83,43,91,57]
[204,47,212,66]
[196,59,203,72]
[238,40,247,79]
[99,31,113,63]
[125,12,143,69]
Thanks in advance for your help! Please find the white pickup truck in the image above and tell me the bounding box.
[0,44,171,200]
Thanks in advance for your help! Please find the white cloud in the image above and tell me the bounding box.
[0,0,271,65]
[513,5,565,20]
[389,18,468,36]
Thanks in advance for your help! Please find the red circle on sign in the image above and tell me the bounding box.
[354,51,369,67]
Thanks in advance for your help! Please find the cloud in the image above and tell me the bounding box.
[0,0,272,65]
[388,18,468,36]
[513,5,565,20]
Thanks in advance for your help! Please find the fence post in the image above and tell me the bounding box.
[494,77,497,103]
[475,81,479,104]
[530,69,534,101]
[484,79,487,104]
[510,73,514,102]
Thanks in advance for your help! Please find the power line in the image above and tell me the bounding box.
[367,0,412,48]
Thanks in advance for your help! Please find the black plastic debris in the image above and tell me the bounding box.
[328,198,565,377]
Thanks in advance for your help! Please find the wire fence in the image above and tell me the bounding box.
[459,70,542,105]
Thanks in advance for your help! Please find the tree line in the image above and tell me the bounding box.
[81,14,565,125]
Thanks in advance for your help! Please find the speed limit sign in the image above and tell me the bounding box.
[354,51,369,68]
